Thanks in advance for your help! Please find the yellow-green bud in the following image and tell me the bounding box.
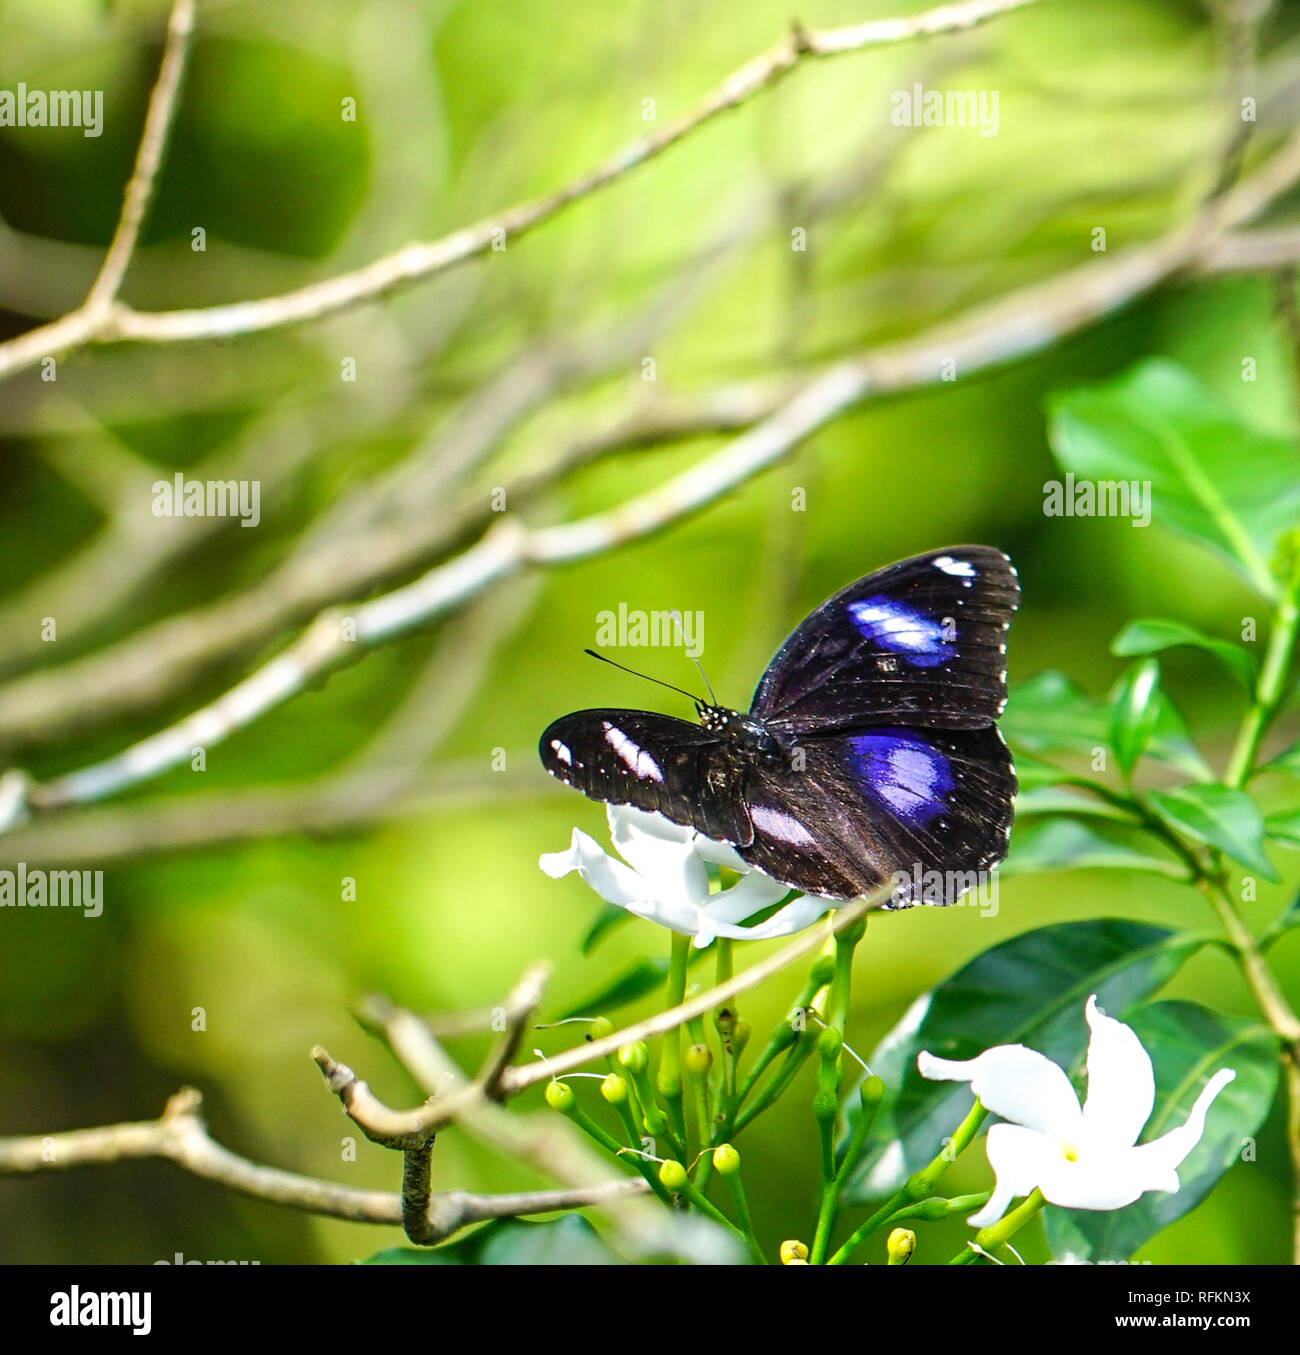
[587,1016,615,1041]
[618,1041,648,1074]
[732,1019,752,1057]
[658,1158,688,1192]
[817,1026,842,1061]
[859,1074,886,1110]
[712,1143,741,1176]
[886,1227,915,1265]
[685,1042,713,1075]
[779,1239,809,1265]
[544,1079,574,1113]
[600,1073,629,1106]
[714,1006,737,1037]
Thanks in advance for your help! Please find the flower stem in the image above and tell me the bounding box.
[826,1098,987,1265]
[658,932,691,1144]
[948,1188,1046,1264]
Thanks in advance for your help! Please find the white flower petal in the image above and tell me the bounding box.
[700,892,827,947]
[697,870,792,929]
[1127,1067,1236,1183]
[1081,994,1155,1150]
[690,834,750,872]
[968,1123,1065,1227]
[608,806,709,903]
[539,827,649,906]
[1035,1147,1149,1212]
[918,1045,1084,1140]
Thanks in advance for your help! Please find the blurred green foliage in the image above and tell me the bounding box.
[1,0,1298,1264]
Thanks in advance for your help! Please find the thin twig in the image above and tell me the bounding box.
[0,0,1037,381]
[0,1086,645,1242]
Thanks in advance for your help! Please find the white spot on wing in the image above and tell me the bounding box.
[549,738,572,766]
[933,555,977,578]
[751,803,816,846]
[601,721,664,784]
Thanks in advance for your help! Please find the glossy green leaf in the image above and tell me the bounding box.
[556,957,668,1019]
[1112,618,1258,690]
[1044,1001,1278,1262]
[844,920,1209,1201]
[581,903,634,955]
[1110,658,1162,778]
[1147,784,1279,881]
[1000,818,1188,879]
[1048,359,1300,598]
[1264,809,1300,848]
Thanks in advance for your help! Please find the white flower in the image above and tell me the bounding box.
[540,804,827,947]
[918,994,1236,1228]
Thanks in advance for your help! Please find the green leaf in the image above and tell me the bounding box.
[1048,358,1300,598]
[1004,672,1109,755]
[1110,658,1162,778]
[1043,1001,1279,1263]
[1112,618,1258,691]
[1011,751,1081,791]
[1000,818,1188,879]
[1014,785,1141,824]
[1005,670,1210,779]
[1264,740,1300,777]
[844,920,1210,1201]
[1147,784,1279,881]
[581,903,633,955]
[1265,808,1300,848]
[556,958,669,1019]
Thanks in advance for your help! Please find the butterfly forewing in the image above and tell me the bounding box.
[540,710,755,846]
[749,546,1019,735]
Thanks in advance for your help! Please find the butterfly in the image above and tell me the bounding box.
[538,547,1019,906]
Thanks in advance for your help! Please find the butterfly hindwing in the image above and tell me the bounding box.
[736,725,1016,902]
[539,709,754,846]
[749,546,1019,735]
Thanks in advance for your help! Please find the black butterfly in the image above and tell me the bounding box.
[538,547,1019,906]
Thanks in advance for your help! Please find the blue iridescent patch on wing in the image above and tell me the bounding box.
[846,596,953,668]
[847,729,953,827]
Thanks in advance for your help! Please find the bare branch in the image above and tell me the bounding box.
[83,0,197,311]
[0,0,1037,381]
[0,1085,644,1242]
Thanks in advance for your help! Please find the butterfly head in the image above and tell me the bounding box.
[696,703,733,733]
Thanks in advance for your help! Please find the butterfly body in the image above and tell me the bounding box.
[540,547,1019,905]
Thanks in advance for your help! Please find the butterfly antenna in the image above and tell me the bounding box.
[667,608,719,706]
[582,649,705,706]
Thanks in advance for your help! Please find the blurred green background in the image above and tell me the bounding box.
[1,0,1298,1263]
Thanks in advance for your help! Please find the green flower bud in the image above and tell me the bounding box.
[712,1143,741,1176]
[600,1073,629,1106]
[779,1239,809,1265]
[685,1042,713,1075]
[817,1026,843,1061]
[909,1196,950,1222]
[658,1158,688,1192]
[773,1015,801,1050]
[587,1016,615,1041]
[544,1079,574,1113]
[656,1067,682,1099]
[886,1227,915,1265]
[714,1006,737,1037]
[859,1074,886,1110]
[618,1041,649,1074]
[731,1019,752,1057]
